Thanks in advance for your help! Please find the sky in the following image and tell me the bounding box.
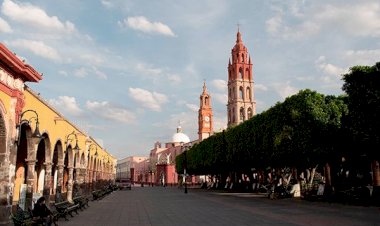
[1,0,379,159]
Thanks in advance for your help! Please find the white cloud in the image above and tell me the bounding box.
[167,74,181,84]
[136,63,162,76]
[59,70,68,77]
[266,1,380,39]
[211,79,226,92]
[173,1,228,29]
[344,49,380,66]
[7,39,60,61]
[120,16,175,37]
[0,17,12,33]
[74,67,88,78]
[86,101,136,124]
[315,56,347,80]
[80,54,104,66]
[135,62,180,84]
[129,87,168,112]
[255,84,268,92]
[73,67,107,79]
[184,64,197,76]
[266,15,282,34]
[213,93,228,105]
[92,67,107,80]
[101,0,113,9]
[48,96,83,116]
[272,82,298,100]
[212,114,227,133]
[152,111,197,141]
[255,99,268,114]
[315,3,380,37]
[266,15,319,39]
[185,103,198,112]
[1,0,75,33]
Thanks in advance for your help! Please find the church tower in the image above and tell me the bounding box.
[227,29,256,127]
[198,81,213,140]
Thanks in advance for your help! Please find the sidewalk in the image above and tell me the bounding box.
[57,186,380,226]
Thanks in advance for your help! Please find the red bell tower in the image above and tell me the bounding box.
[198,81,213,141]
[227,29,256,127]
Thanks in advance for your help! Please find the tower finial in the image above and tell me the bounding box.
[236,24,242,43]
[177,120,182,133]
[203,79,207,93]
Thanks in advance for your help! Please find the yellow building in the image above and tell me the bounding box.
[0,43,116,224]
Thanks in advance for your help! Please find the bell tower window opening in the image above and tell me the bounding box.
[242,54,245,63]
[232,107,235,123]
[240,107,245,122]
[248,107,253,118]
[205,96,209,106]
[239,68,243,79]
[239,86,244,99]
[246,87,251,100]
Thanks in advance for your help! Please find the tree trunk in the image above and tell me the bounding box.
[292,167,297,180]
[324,163,331,186]
[372,160,380,186]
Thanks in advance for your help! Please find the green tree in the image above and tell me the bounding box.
[342,62,380,186]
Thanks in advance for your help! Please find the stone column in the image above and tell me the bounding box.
[43,162,52,203]
[74,167,83,195]
[93,170,97,190]
[56,163,64,193]
[66,167,74,202]
[25,159,37,209]
[0,144,12,225]
[85,169,90,194]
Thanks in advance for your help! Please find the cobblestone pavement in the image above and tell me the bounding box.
[57,186,380,226]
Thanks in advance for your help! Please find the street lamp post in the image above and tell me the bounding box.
[65,131,80,154]
[184,147,188,194]
[17,109,42,144]
[181,142,188,194]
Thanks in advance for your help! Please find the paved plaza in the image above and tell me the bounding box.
[58,186,380,226]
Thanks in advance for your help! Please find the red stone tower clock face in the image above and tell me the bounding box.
[204,116,210,128]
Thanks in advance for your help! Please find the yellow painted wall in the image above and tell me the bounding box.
[22,87,115,166]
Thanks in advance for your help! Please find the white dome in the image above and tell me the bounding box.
[172,132,190,143]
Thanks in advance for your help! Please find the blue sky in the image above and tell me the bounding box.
[1,0,379,159]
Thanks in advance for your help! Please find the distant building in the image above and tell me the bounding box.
[116,156,148,182]
[128,82,214,186]
[147,124,193,185]
[198,81,213,140]
[227,30,256,127]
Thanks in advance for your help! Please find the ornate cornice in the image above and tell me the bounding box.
[0,43,42,82]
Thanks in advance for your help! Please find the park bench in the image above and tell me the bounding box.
[92,187,112,200]
[11,206,36,226]
[92,189,108,200]
[54,200,79,220]
[73,195,89,210]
